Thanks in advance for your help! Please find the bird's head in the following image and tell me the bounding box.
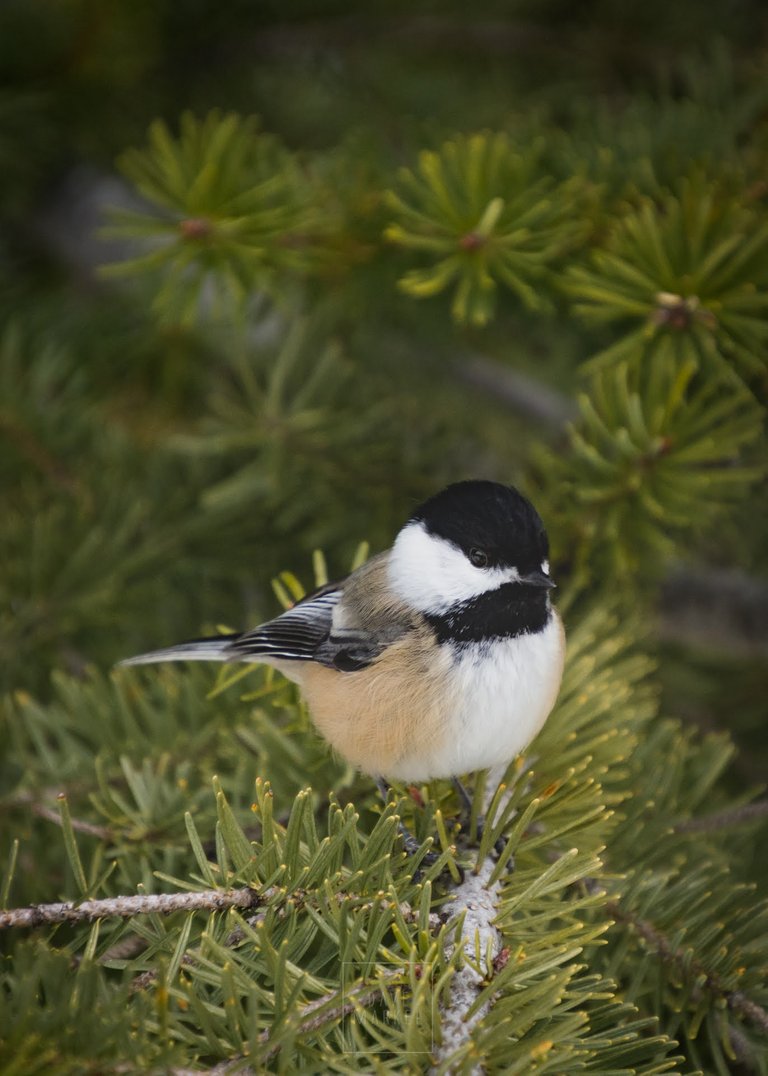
[388,480,554,616]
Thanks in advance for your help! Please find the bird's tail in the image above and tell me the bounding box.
[117,634,241,667]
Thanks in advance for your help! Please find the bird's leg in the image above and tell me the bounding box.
[376,778,434,860]
[452,776,483,841]
[452,776,474,820]
[375,777,392,803]
[451,776,507,857]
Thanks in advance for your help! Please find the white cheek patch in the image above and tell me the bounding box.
[388,521,516,614]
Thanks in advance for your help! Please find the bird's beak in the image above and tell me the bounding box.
[518,568,556,589]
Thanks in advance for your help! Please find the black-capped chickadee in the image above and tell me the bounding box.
[120,481,564,785]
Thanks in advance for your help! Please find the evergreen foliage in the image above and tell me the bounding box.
[542,360,764,580]
[385,134,585,325]
[566,181,768,387]
[106,112,331,323]
[1,5,767,1073]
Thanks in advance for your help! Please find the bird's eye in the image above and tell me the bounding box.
[468,548,490,568]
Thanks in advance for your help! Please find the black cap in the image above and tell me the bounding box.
[411,480,549,574]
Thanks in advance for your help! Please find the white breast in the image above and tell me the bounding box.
[388,613,564,782]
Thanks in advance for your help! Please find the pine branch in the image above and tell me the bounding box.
[606,899,768,1036]
[168,971,403,1073]
[96,933,149,963]
[432,855,503,1074]
[29,801,112,840]
[260,973,399,1061]
[723,1021,760,1067]
[128,903,280,994]
[453,353,577,426]
[0,887,271,930]
[673,799,768,834]
[432,769,517,1073]
[658,564,768,658]
[0,408,78,493]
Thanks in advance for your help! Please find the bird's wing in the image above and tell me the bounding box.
[232,556,414,672]
[118,581,343,669]
[119,555,412,672]
[227,583,342,663]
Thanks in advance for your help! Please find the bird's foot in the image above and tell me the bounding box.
[479,817,509,860]
[398,823,464,882]
[398,825,437,864]
[452,777,508,860]
[377,778,439,869]
[375,777,464,882]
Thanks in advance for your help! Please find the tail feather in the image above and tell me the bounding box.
[117,634,241,667]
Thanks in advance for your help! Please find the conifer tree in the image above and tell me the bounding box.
[1,7,767,1073]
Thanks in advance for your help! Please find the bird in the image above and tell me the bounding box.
[119,480,565,792]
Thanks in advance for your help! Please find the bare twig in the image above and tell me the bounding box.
[0,410,78,493]
[431,766,517,1075]
[454,354,576,427]
[673,800,768,834]
[3,785,92,810]
[432,857,502,1075]
[128,890,440,995]
[0,887,270,930]
[4,786,184,846]
[168,971,403,1073]
[606,899,768,1036]
[131,959,195,994]
[98,933,150,963]
[658,564,768,658]
[2,787,112,839]
[266,972,397,1049]
[30,802,112,840]
[722,1019,759,1069]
